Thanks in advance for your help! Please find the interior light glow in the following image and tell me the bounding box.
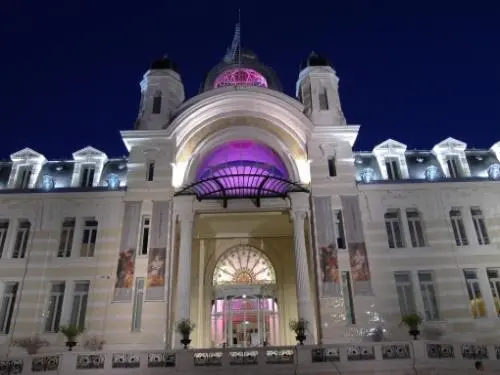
[172,161,188,188]
[295,159,311,185]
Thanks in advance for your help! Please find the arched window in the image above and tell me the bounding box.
[152,91,162,114]
[213,245,276,286]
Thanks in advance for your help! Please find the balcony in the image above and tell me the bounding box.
[1,341,498,374]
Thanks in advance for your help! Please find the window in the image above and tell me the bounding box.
[0,220,9,258]
[152,92,162,114]
[146,161,155,182]
[385,211,405,248]
[471,208,489,245]
[450,209,468,246]
[463,269,485,318]
[131,278,145,332]
[335,210,346,249]
[57,218,75,257]
[418,271,439,320]
[16,166,32,189]
[341,271,356,324]
[486,268,500,316]
[327,157,337,177]
[394,272,417,316]
[445,156,461,178]
[318,88,329,110]
[80,219,98,257]
[70,281,89,330]
[406,209,426,247]
[0,282,18,334]
[385,158,401,180]
[139,216,151,255]
[12,220,30,258]
[45,282,65,332]
[80,165,95,188]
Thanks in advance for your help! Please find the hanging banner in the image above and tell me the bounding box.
[340,195,373,296]
[113,202,142,302]
[313,197,341,297]
[145,201,171,301]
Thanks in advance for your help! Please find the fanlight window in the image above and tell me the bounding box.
[214,68,268,88]
[213,246,276,286]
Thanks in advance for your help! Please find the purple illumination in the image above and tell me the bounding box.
[194,140,291,197]
[214,68,268,88]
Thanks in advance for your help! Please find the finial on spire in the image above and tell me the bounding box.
[223,12,242,63]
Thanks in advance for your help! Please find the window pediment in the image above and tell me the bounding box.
[373,139,407,155]
[432,137,467,153]
[432,137,470,178]
[72,146,107,162]
[10,148,46,163]
[8,148,46,189]
[372,139,408,180]
[71,146,108,188]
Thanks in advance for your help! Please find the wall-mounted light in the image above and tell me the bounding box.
[42,175,55,191]
[360,168,374,183]
[416,157,424,163]
[488,164,500,180]
[425,165,440,181]
[107,174,121,190]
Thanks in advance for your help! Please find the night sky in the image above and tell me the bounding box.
[1,1,498,159]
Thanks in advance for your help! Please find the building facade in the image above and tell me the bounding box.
[0,27,499,374]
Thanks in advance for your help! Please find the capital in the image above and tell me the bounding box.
[290,209,307,223]
[319,143,337,158]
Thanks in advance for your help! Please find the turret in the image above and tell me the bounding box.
[134,56,185,130]
[296,52,346,127]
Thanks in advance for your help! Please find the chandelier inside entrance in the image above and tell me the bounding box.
[174,140,308,207]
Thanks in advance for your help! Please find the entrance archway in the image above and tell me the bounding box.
[210,245,279,347]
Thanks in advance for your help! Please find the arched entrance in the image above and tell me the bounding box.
[210,245,279,347]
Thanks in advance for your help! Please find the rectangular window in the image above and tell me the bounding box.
[463,269,485,318]
[335,210,346,249]
[446,156,461,178]
[394,272,417,316]
[80,219,98,257]
[70,281,89,330]
[385,158,401,180]
[318,88,329,110]
[44,282,65,332]
[486,268,500,317]
[57,218,75,257]
[0,282,19,334]
[0,220,9,258]
[16,166,32,189]
[385,210,405,248]
[152,94,162,114]
[80,165,95,188]
[139,216,151,255]
[146,161,155,182]
[327,157,337,177]
[12,220,31,258]
[471,207,489,245]
[418,271,439,320]
[406,209,426,247]
[450,209,468,246]
[131,277,145,332]
[341,271,356,324]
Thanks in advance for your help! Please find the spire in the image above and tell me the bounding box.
[223,17,241,63]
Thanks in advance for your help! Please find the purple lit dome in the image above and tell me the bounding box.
[214,68,268,88]
[194,140,290,197]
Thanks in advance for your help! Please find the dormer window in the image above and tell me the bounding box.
[16,166,32,189]
[445,155,462,178]
[152,91,162,114]
[80,165,95,188]
[385,158,402,181]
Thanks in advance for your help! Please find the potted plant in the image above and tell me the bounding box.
[289,318,308,345]
[60,325,84,351]
[12,335,49,355]
[176,319,195,349]
[400,313,423,340]
[83,336,105,351]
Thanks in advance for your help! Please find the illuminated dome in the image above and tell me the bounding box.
[214,68,268,88]
[213,245,276,285]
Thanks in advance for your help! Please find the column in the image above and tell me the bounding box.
[289,192,316,344]
[173,197,194,345]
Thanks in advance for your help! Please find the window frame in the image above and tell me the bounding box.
[80,219,98,257]
[385,210,405,249]
[0,282,19,334]
[394,271,417,316]
[471,207,490,245]
[12,220,31,259]
[450,209,468,246]
[44,282,65,332]
[406,209,426,247]
[69,281,90,330]
[57,218,76,258]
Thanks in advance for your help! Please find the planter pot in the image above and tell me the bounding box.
[295,333,306,345]
[66,341,77,351]
[180,336,191,349]
[409,329,420,340]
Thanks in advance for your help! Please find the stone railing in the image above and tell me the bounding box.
[1,341,499,374]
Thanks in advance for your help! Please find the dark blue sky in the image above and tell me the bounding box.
[1,1,498,159]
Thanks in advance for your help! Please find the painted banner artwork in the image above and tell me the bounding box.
[340,195,373,295]
[145,201,171,301]
[113,202,142,302]
[313,197,341,297]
